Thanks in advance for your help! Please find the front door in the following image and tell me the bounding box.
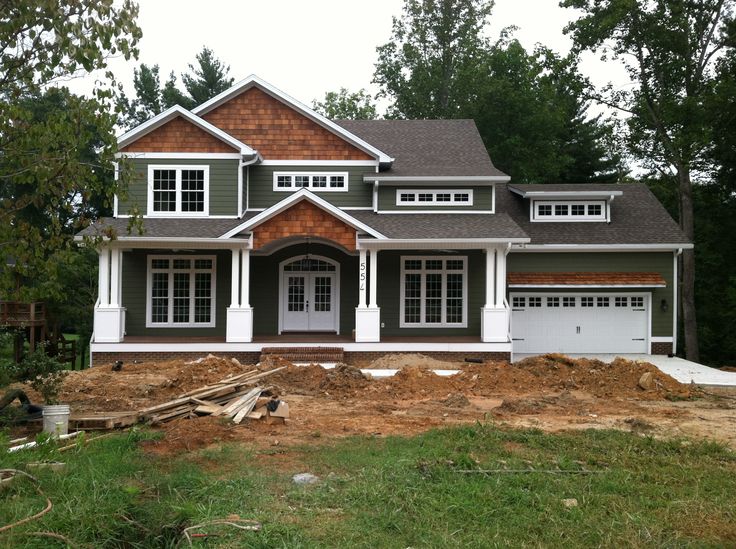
[281,257,339,333]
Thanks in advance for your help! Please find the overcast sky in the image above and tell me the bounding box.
[69,0,630,113]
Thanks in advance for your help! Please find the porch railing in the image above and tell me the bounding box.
[0,301,46,326]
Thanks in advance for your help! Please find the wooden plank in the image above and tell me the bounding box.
[232,394,261,424]
[218,387,262,417]
[194,404,224,415]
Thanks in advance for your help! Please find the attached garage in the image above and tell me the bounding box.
[510,293,650,354]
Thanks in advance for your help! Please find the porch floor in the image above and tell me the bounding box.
[122,334,484,344]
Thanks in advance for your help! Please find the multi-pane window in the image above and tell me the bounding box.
[528,296,542,307]
[396,189,474,206]
[533,200,606,221]
[581,297,594,307]
[400,257,467,327]
[273,172,348,192]
[615,296,628,307]
[563,296,576,307]
[597,297,610,307]
[147,256,215,327]
[149,166,208,215]
[631,296,645,308]
[512,296,526,308]
[547,297,560,307]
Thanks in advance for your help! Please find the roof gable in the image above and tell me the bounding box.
[118,105,256,156]
[192,75,392,163]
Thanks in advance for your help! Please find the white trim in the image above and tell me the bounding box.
[358,237,529,249]
[673,248,682,353]
[366,176,509,183]
[531,200,607,222]
[219,189,387,240]
[508,284,667,288]
[261,160,378,167]
[513,243,694,251]
[145,255,217,328]
[651,336,673,343]
[112,161,119,217]
[114,214,239,219]
[400,255,468,328]
[377,210,494,215]
[396,189,473,206]
[251,236,357,257]
[92,341,513,353]
[146,164,210,216]
[191,75,393,164]
[115,152,243,160]
[118,105,256,156]
[277,255,340,335]
[341,207,374,211]
[273,171,349,192]
[509,186,624,199]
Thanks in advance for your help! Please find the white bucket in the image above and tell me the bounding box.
[42,405,71,437]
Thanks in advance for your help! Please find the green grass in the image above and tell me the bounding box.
[1,425,735,547]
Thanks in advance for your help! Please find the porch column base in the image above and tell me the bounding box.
[226,307,254,343]
[355,307,381,342]
[94,307,126,343]
[480,307,509,343]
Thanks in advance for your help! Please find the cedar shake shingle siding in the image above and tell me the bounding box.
[251,201,357,251]
[202,87,373,161]
[507,272,667,287]
[120,116,239,153]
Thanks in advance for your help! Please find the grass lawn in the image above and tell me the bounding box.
[1,424,735,547]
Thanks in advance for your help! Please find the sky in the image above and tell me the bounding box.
[68,0,630,112]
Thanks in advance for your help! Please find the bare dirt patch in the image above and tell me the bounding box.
[10,352,736,455]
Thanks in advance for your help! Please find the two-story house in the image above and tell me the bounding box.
[78,75,692,365]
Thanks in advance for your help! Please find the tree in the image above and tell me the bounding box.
[0,1,141,302]
[561,0,735,361]
[374,0,494,118]
[312,88,378,119]
[182,47,234,106]
[119,47,233,128]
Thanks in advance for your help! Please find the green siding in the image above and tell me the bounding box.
[248,165,374,209]
[377,186,494,211]
[506,252,675,337]
[121,249,232,337]
[376,250,486,337]
[117,158,240,216]
[250,244,358,335]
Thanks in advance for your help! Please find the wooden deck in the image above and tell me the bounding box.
[121,334,483,344]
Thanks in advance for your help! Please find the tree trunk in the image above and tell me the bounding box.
[678,166,699,361]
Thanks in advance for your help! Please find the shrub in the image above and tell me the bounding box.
[21,347,68,405]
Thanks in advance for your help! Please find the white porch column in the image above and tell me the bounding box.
[495,246,507,307]
[355,247,380,342]
[230,248,240,308]
[481,245,509,343]
[93,246,125,343]
[241,248,250,307]
[98,248,110,307]
[226,246,253,343]
[109,248,121,307]
[358,248,367,308]
[369,249,379,308]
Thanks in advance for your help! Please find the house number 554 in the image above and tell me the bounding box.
[360,261,366,290]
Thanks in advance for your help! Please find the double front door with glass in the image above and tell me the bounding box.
[281,259,338,332]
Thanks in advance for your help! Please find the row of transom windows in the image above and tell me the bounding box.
[512,296,644,308]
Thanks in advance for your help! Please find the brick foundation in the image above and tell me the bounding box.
[651,342,674,355]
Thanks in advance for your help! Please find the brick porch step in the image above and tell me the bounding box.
[260,347,344,364]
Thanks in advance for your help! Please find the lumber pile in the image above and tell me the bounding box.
[138,366,288,425]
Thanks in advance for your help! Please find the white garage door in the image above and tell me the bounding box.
[510,293,649,354]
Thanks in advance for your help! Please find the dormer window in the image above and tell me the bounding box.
[533,200,606,222]
[147,165,209,216]
[396,189,474,206]
[274,172,348,192]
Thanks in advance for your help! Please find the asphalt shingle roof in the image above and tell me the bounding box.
[76,217,248,239]
[497,183,691,245]
[335,119,508,178]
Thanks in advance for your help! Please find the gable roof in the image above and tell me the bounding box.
[117,105,257,156]
[191,75,393,164]
[497,183,692,247]
[335,119,509,180]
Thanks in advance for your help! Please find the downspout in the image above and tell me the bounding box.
[372,181,379,213]
[607,194,615,223]
[673,248,683,355]
[240,154,261,217]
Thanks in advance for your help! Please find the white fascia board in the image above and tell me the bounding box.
[107,237,249,249]
[117,105,256,156]
[512,243,694,252]
[508,187,624,199]
[508,283,667,288]
[191,75,393,164]
[357,237,530,249]
[260,160,379,167]
[366,176,509,184]
[219,189,387,240]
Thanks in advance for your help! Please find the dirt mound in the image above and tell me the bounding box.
[367,353,459,370]
[266,363,329,396]
[321,363,369,392]
[140,416,238,456]
[442,393,471,408]
[379,366,460,398]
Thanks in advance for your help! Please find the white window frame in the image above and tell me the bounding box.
[399,256,468,328]
[396,189,474,206]
[272,171,349,192]
[146,255,217,328]
[147,165,210,216]
[531,200,607,222]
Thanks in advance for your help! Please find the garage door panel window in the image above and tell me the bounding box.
[400,257,467,327]
[597,297,610,307]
